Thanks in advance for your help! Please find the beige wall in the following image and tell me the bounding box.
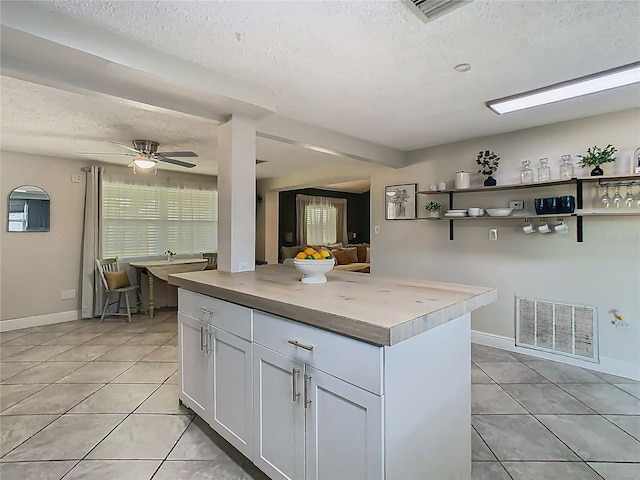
[1,151,88,321]
[371,109,640,374]
[0,152,218,324]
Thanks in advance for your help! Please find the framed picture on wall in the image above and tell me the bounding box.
[385,183,417,220]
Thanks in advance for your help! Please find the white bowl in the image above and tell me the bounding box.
[486,208,513,217]
[293,258,335,284]
[468,207,483,216]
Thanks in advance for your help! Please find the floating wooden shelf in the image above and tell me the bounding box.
[417,174,640,242]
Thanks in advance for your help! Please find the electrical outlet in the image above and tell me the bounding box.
[71,174,82,183]
[60,289,76,300]
[489,228,498,241]
[238,261,249,271]
[509,200,524,210]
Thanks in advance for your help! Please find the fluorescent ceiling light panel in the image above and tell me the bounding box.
[487,62,640,114]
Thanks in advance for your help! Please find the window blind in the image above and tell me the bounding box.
[103,178,217,258]
[305,204,337,245]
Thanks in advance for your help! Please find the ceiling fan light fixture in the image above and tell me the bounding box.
[486,62,640,114]
[132,156,157,169]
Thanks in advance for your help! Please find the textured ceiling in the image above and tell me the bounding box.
[0,76,389,182]
[1,0,639,191]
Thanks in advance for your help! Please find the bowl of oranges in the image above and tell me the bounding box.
[293,247,335,284]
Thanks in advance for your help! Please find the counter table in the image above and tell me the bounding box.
[169,265,496,480]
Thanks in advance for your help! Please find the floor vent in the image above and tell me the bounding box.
[515,297,598,363]
[405,0,471,23]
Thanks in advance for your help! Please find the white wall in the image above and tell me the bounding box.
[1,151,87,321]
[371,109,640,378]
[0,151,218,325]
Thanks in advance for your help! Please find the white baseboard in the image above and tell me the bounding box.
[471,330,639,382]
[0,310,82,332]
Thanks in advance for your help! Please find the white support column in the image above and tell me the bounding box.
[217,115,256,273]
[264,191,279,265]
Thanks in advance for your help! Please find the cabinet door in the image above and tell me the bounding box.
[305,366,383,480]
[177,312,212,421]
[253,344,305,480]
[210,327,253,457]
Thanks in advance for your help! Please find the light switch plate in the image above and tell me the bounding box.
[489,228,498,241]
[509,200,524,210]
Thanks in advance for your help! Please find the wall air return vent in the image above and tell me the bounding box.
[515,297,598,363]
[405,0,471,23]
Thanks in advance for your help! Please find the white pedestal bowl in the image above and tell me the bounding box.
[293,258,335,284]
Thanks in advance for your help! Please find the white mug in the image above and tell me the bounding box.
[430,184,437,191]
[438,180,447,190]
[554,222,569,234]
[523,224,535,234]
[538,223,551,234]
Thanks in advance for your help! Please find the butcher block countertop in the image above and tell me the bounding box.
[169,265,496,346]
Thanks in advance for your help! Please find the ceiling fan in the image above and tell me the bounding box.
[79,140,197,173]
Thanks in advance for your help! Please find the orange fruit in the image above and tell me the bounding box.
[295,252,307,260]
[303,247,316,256]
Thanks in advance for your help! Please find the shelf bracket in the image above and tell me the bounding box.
[576,179,583,242]
[448,192,454,240]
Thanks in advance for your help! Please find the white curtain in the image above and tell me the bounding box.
[296,194,347,246]
[80,166,104,318]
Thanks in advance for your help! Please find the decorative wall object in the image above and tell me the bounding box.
[385,183,417,220]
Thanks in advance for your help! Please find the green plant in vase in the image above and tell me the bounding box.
[476,150,500,186]
[425,201,442,218]
[577,144,617,176]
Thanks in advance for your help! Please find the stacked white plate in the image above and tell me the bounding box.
[444,209,468,217]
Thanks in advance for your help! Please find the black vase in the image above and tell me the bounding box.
[590,165,604,176]
[483,176,497,187]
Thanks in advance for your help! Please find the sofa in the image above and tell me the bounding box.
[280,243,370,273]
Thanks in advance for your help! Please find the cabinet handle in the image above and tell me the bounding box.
[200,308,213,316]
[205,329,212,355]
[288,339,314,351]
[200,326,205,351]
[304,373,312,408]
[291,368,300,402]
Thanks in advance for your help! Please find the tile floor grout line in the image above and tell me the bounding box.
[153,414,198,478]
[0,413,64,460]
[471,355,620,475]
[2,316,637,480]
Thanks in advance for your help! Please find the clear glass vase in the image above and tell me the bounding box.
[559,155,574,180]
[520,160,534,184]
[537,158,551,182]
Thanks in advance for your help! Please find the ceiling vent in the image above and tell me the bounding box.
[405,0,471,23]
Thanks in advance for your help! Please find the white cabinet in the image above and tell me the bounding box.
[252,325,383,480]
[178,312,212,420]
[253,344,306,480]
[305,365,382,480]
[178,288,472,480]
[210,326,253,457]
[178,290,254,458]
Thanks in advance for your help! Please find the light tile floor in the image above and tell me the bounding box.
[1,311,638,479]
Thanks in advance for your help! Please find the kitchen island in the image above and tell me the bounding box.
[169,265,496,480]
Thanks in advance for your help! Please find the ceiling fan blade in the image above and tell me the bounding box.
[77,152,136,156]
[157,151,198,158]
[157,155,196,168]
[110,141,140,153]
